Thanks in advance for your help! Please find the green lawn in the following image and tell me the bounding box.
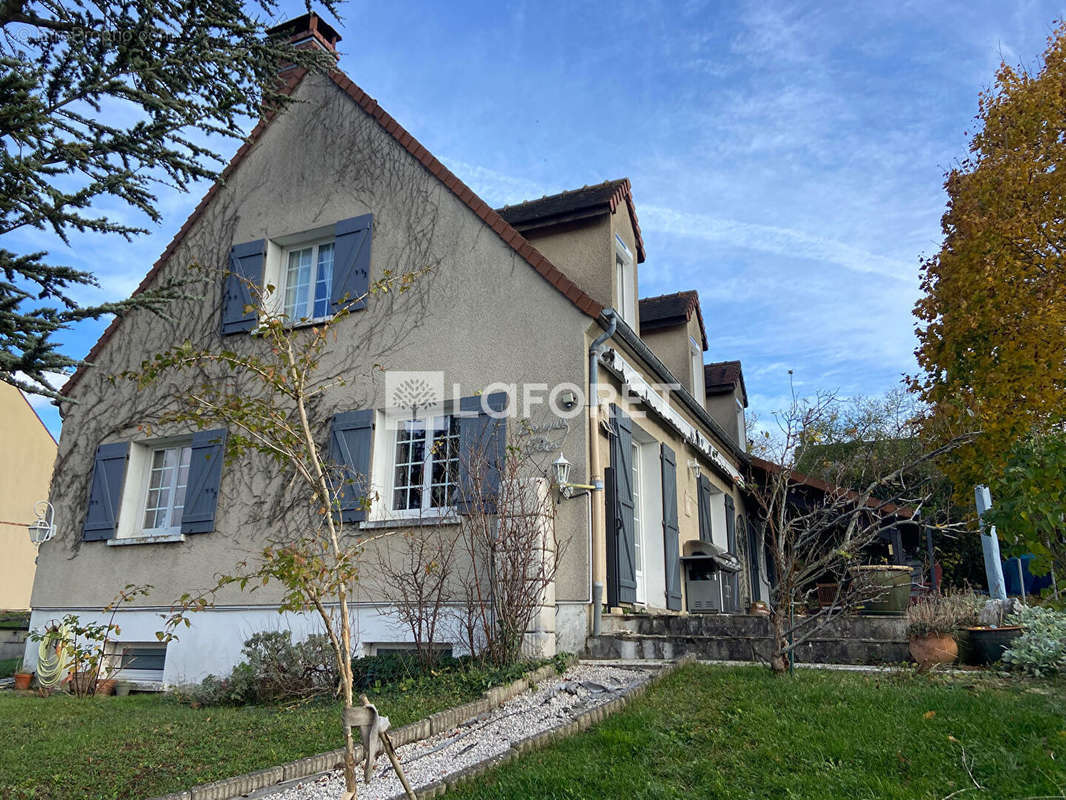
[0,677,493,800]
[450,665,1066,800]
[0,657,19,678]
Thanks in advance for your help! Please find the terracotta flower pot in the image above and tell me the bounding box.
[96,678,117,696]
[909,633,958,668]
[13,672,32,690]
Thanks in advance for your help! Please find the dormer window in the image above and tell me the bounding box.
[615,235,635,327]
[690,337,704,400]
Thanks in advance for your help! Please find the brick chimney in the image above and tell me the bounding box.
[268,11,341,60]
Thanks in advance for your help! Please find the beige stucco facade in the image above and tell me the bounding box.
[0,384,56,610]
[27,54,757,681]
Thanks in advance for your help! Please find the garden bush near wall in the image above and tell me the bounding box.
[1003,606,1066,677]
[174,631,339,706]
[174,632,571,707]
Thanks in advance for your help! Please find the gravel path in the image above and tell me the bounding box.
[262,663,656,800]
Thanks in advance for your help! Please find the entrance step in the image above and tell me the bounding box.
[586,613,909,665]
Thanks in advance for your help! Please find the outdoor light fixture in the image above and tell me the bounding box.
[553,453,595,500]
[688,459,702,480]
[27,500,55,545]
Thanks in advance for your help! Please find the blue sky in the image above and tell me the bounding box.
[16,0,1065,438]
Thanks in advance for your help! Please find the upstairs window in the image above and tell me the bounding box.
[391,416,461,514]
[283,240,334,321]
[615,236,635,328]
[690,337,705,400]
[142,443,192,533]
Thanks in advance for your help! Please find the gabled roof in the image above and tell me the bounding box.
[638,290,707,350]
[496,179,646,263]
[705,360,747,407]
[61,65,605,398]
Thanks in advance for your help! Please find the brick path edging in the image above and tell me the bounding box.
[413,654,697,799]
[148,658,574,800]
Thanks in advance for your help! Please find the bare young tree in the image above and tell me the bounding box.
[127,268,426,799]
[375,524,459,671]
[451,420,563,667]
[747,387,973,674]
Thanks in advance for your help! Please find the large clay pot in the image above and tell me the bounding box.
[909,633,958,668]
[13,672,32,690]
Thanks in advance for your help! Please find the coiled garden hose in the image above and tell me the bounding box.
[35,625,71,689]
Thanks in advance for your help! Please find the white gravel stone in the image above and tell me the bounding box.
[261,663,656,800]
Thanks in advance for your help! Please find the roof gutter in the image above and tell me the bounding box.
[596,312,750,466]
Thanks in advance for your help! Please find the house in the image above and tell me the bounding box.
[0,382,57,611]
[24,13,758,685]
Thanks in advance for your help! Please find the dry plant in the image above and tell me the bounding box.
[451,420,563,667]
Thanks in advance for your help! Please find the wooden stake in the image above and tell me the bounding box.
[380,731,416,800]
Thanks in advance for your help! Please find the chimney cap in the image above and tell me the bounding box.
[268,11,341,53]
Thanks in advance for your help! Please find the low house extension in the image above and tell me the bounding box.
[25,13,760,684]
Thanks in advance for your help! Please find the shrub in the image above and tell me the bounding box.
[175,631,338,706]
[1003,606,1066,677]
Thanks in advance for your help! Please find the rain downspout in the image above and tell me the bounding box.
[589,309,617,637]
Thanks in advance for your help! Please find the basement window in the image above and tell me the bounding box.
[115,643,167,682]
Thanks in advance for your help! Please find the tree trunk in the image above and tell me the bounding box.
[342,713,358,798]
[770,611,790,674]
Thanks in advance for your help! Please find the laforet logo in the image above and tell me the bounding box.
[385,371,445,421]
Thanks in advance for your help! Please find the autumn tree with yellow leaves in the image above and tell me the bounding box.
[910,22,1066,502]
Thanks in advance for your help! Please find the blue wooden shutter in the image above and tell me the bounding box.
[697,474,714,544]
[82,442,130,541]
[660,443,682,611]
[221,240,266,335]
[457,393,508,515]
[331,214,373,314]
[724,494,739,610]
[329,409,374,524]
[181,429,227,534]
[609,404,637,604]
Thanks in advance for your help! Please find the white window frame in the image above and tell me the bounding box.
[140,443,192,535]
[690,337,704,400]
[280,238,335,323]
[386,415,461,519]
[615,236,635,328]
[115,435,194,540]
[736,397,747,452]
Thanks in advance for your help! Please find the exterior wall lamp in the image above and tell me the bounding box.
[553,453,595,500]
[27,500,56,545]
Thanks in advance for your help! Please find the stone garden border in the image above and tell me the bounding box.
[148,655,693,800]
[149,658,572,800]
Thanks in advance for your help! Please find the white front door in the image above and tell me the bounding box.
[631,441,646,603]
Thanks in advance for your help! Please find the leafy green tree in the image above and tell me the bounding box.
[0,0,337,398]
[910,22,1066,499]
[985,428,1065,598]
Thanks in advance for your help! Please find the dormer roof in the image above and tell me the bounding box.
[496,178,646,263]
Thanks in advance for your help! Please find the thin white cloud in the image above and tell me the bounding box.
[640,205,914,283]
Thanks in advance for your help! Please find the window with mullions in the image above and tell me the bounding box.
[283,241,334,320]
[142,444,192,532]
[392,417,460,513]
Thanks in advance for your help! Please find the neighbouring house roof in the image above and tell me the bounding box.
[496,179,647,263]
[705,360,747,407]
[61,57,606,399]
[638,290,708,351]
[748,456,915,519]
